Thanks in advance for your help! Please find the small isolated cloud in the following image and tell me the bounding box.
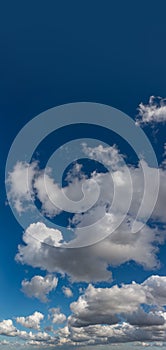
[16,311,44,330]
[49,307,66,324]
[62,286,73,298]
[136,96,166,125]
[21,274,58,302]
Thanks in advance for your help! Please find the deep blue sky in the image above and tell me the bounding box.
[0,1,166,348]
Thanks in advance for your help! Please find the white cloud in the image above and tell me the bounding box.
[0,320,17,336]
[7,143,166,227]
[21,274,58,302]
[136,96,166,125]
[16,311,44,330]
[62,286,73,298]
[82,143,124,169]
[6,161,37,214]
[49,308,66,324]
[16,217,165,283]
[7,144,165,284]
[142,275,166,306]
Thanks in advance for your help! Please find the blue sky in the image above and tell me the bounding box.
[1,1,166,349]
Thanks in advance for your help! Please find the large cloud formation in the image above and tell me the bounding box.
[10,141,166,282]
[4,98,166,349]
[1,276,166,348]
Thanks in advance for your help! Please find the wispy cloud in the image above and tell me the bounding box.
[136,96,166,126]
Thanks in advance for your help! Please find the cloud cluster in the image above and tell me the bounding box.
[60,276,166,346]
[4,98,166,349]
[6,140,163,284]
[1,276,166,348]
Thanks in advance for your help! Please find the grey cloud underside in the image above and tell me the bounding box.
[2,276,166,347]
[16,219,165,282]
[4,110,166,349]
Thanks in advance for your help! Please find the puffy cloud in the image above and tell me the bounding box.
[62,286,73,298]
[16,221,111,282]
[16,311,44,330]
[21,274,58,302]
[0,320,17,336]
[69,283,147,327]
[7,145,165,284]
[136,96,166,125]
[7,159,99,219]
[142,275,166,306]
[16,218,165,282]
[69,276,166,329]
[49,308,66,324]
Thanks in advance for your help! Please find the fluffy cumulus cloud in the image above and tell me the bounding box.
[15,218,165,282]
[58,276,166,346]
[68,278,166,328]
[7,141,165,283]
[16,311,44,330]
[136,96,166,125]
[49,307,66,324]
[21,274,58,302]
[0,320,17,337]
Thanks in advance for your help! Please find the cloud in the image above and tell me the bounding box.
[6,161,37,214]
[8,145,166,283]
[16,217,165,283]
[0,320,17,337]
[68,276,166,330]
[125,308,165,327]
[82,143,124,169]
[7,144,166,227]
[49,308,66,324]
[16,311,44,330]
[68,283,146,327]
[57,320,166,346]
[136,96,166,125]
[21,274,58,302]
[142,275,166,306]
[62,286,73,298]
